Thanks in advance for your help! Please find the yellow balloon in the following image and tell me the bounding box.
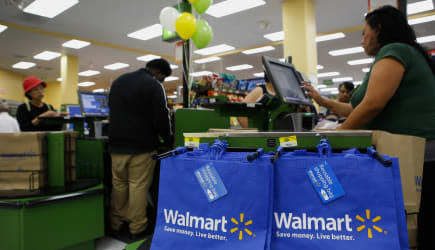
[188,0,198,3]
[176,13,197,40]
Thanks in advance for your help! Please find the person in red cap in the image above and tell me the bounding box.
[16,76,66,131]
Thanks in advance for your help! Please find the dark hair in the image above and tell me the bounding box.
[339,81,354,92]
[365,5,435,75]
[25,92,32,100]
[146,58,172,77]
[264,71,270,83]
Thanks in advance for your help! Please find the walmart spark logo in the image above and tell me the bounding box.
[355,209,383,239]
[230,213,254,240]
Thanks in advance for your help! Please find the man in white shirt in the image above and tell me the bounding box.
[0,100,20,133]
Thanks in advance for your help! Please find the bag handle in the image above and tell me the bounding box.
[152,147,187,160]
[317,138,332,157]
[210,139,227,160]
[367,147,392,167]
[247,148,265,162]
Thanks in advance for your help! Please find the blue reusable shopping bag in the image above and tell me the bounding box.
[151,141,274,250]
[271,140,409,250]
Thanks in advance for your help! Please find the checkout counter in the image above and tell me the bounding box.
[0,91,110,250]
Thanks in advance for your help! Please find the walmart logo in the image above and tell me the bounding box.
[355,209,383,239]
[230,213,254,240]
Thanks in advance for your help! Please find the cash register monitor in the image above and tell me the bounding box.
[262,56,311,105]
[77,91,109,117]
[66,105,82,117]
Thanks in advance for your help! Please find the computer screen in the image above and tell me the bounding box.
[66,105,82,117]
[77,91,109,117]
[262,56,311,105]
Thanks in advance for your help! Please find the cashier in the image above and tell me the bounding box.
[303,6,435,139]
[16,76,66,131]
[238,72,276,128]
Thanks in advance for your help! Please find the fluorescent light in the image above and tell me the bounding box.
[127,24,162,41]
[0,24,7,33]
[190,71,212,77]
[23,0,79,18]
[93,89,105,93]
[62,39,90,49]
[137,54,161,62]
[317,65,324,70]
[194,44,235,56]
[330,90,339,94]
[206,0,266,18]
[170,64,179,69]
[57,78,62,81]
[408,0,434,15]
[317,84,327,89]
[320,87,338,92]
[317,72,340,78]
[104,63,129,70]
[362,67,370,73]
[328,46,364,56]
[409,14,435,25]
[279,58,285,62]
[347,58,374,65]
[354,81,363,85]
[33,51,61,61]
[12,62,36,69]
[194,57,221,64]
[333,77,353,83]
[78,70,100,77]
[253,72,265,77]
[78,82,95,87]
[316,32,345,42]
[264,31,284,42]
[242,46,275,55]
[417,35,435,43]
[226,64,253,71]
[165,76,179,82]
[167,95,177,98]
[173,91,178,94]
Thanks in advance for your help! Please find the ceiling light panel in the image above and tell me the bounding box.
[194,44,235,56]
[347,58,374,65]
[12,62,36,69]
[317,65,324,70]
[104,63,129,70]
[333,77,353,83]
[317,84,327,89]
[165,76,179,82]
[194,57,221,64]
[78,70,100,76]
[242,46,275,55]
[137,54,161,62]
[206,0,266,18]
[0,24,7,33]
[33,51,61,61]
[62,39,90,49]
[127,24,162,41]
[408,14,435,25]
[417,35,435,43]
[57,78,62,81]
[190,71,212,77]
[226,64,253,71]
[264,31,284,42]
[78,82,95,87]
[170,64,179,69]
[320,87,338,92]
[23,0,79,18]
[362,67,370,73]
[317,72,340,78]
[408,0,434,15]
[328,46,364,56]
[315,32,345,42]
[253,72,265,77]
[354,81,363,85]
[93,89,105,93]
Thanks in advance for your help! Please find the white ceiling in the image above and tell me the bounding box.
[0,0,434,94]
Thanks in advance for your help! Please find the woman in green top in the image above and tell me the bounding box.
[303,5,435,139]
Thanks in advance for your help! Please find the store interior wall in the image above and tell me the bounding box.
[0,69,25,102]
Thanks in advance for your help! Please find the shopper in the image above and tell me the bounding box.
[16,76,65,131]
[238,72,276,128]
[303,6,435,137]
[325,81,355,123]
[0,100,20,133]
[108,58,173,240]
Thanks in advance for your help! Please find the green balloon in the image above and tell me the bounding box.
[193,0,212,14]
[192,19,213,49]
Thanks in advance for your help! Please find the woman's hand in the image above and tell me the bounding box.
[302,82,324,106]
[38,110,58,117]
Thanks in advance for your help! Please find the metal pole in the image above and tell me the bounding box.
[182,0,191,108]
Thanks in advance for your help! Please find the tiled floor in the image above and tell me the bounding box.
[96,237,127,250]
